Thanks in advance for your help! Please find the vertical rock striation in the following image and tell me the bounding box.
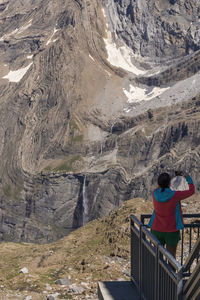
[0,0,199,242]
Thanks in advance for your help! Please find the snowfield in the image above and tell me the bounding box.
[3,63,33,83]
[123,85,170,103]
[102,8,147,76]
[27,55,33,59]
[104,31,147,75]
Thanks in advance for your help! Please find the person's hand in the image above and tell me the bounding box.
[175,170,190,178]
[182,171,190,178]
[169,170,176,178]
[175,170,183,176]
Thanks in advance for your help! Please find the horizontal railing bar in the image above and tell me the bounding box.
[183,261,200,293]
[141,214,200,219]
[183,237,200,272]
[183,272,192,278]
[142,223,200,228]
[131,224,140,236]
[140,214,151,223]
[182,224,200,228]
[184,269,200,300]
[158,261,178,283]
[141,213,200,223]
[182,214,200,218]
[141,239,157,256]
[158,260,180,281]
[140,227,160,257]
[130,223,141,231]
[188,286,200,300]
[131,214,143,226]
[189,286,200,300]
[141,223,161,243]
[159,245,182,271]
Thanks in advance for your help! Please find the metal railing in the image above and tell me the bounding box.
[131,215,183,300]
[131,214,200,300]
[183,236,200,274]
[183,237,200,300]
[140,214,200,270]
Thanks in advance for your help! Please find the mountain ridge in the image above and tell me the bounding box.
[0,0,200,242]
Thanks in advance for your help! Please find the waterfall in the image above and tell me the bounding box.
[82,175,89,225]
[110,121,115,134]
[100,142,103,155]
[110,123,114,134]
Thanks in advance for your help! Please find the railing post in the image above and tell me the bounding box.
[155,243,159,300]
[130,216,133,280]
[139,223,142,300]
[130,215,143,292]
[177,268,183,300]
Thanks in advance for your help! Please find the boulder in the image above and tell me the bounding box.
[19,267,29,274]
[68,284,85,294]
[55,278,71,286]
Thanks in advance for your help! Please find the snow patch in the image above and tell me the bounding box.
[104,32,147,75]
[0,20,32,41]
[27,54,33,59]
[89,54,95,61]
[102,8,146,75]
[123,69,200,115]
[46,28,59,45]
[3,63,33,83]
[123,84,170,104]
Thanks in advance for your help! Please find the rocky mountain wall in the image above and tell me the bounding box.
[0,0,200,242]
[103,0,200,63]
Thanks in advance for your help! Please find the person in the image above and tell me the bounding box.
[148,172,195,258]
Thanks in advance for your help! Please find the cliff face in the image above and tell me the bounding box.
[0,0,200,242]
[103,0,200,62]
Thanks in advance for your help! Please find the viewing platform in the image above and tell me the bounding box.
[98,281,139,300]
[98,214,200,300]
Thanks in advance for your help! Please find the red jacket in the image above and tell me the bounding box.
[148,176,195,232]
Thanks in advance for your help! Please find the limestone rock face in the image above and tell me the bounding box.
[0,0,199,242]
[103,0,200,62]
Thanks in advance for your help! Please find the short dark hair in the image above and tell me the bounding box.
[158,173,171,192]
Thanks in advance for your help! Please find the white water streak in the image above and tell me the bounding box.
[82,175,89,225]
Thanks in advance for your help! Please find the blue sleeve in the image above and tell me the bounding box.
[148,210,155,228]
[186,175,193,184]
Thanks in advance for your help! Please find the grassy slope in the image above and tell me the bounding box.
[0,194,199,299]
[0,198,153,299]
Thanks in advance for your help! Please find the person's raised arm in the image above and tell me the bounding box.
[173,175,195,201]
